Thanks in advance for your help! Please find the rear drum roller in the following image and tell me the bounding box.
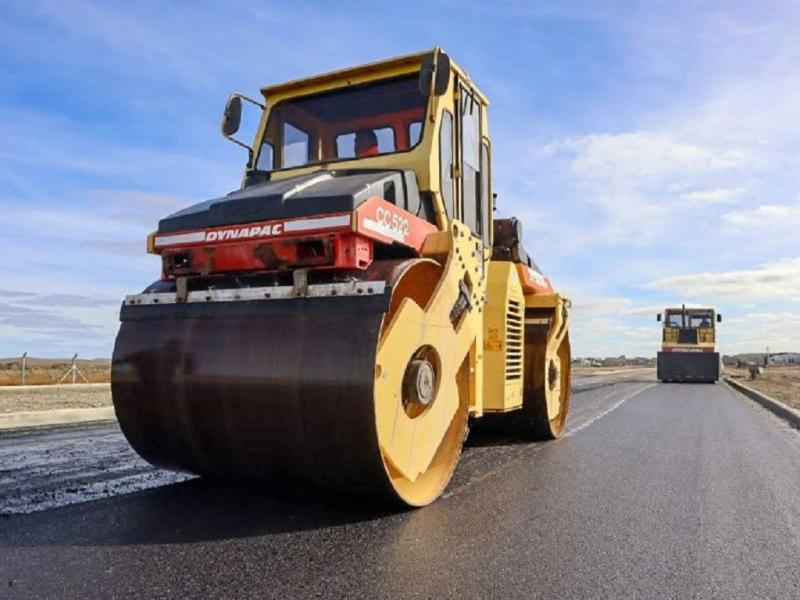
[523,330,571,439]
[112,259,469,507]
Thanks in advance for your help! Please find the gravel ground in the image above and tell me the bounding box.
[727,366,800,411]
[0,384,111,414]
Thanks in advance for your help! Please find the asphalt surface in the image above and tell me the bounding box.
[1,373,798,599]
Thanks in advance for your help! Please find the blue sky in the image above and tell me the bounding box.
[1,0,798,358]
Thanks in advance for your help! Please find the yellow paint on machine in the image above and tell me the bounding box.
[482,261,525,412]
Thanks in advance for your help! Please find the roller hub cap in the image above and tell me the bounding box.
[404,359,436,408]
[548,358,560,392]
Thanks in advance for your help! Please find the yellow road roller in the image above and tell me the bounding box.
[657,305,722,383]
[112,49,572,506]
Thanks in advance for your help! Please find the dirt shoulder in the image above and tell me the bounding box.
[726,366,800,412]
[0,384,112,414]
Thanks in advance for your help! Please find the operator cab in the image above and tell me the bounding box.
[659,308,720,329]
[217,50,493,244]
[657,307,721,345]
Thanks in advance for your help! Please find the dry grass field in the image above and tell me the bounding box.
[0,384,111,414]
[727,365,800,411]
[0,357,110,386]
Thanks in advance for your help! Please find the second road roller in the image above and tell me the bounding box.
[112,49,572,507]
[657,305,722,383]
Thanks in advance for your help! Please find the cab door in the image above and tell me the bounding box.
[455,81,491,247]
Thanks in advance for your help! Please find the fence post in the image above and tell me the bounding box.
[21,352,27,385]
[58,353,88,384]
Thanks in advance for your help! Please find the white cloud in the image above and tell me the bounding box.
[625,303,706,316]
[570,296,634,318]
[721,311,800,354]
[646,257,800,301]
[678,187,745,206]
[561,132,747,186]
[721,197,800,230]
[527,129,753,248]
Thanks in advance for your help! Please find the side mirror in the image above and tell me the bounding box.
[657,313,662,322]
[419,50,451,97]
[221,95,243,137]
[717,314,722,323]
[219,93,265,158]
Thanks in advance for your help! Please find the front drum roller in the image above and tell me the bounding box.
[111,259,470,507]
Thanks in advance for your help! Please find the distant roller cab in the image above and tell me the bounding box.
[656,306,722,383]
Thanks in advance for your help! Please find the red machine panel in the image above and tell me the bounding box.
[153,198,439,279]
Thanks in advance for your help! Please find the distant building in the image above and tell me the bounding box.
[573,356,654,368]
[628,357,653,366]
[573,358,602,367]
[601,356,626,367]
[767,352,800,365]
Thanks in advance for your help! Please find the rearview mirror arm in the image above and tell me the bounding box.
[222,93,265,156]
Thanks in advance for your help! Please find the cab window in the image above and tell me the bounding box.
[336,127,395,158]
[282,123,309,168]
[480,141,491,247]
[459,85,481,236]
[257,141,273,170]
[409,121,422,147]
[439,111,454,217]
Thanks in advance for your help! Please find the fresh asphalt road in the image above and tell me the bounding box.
[1,373,799,599]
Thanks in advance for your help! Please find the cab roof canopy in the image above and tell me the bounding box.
[259,48,488,104]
